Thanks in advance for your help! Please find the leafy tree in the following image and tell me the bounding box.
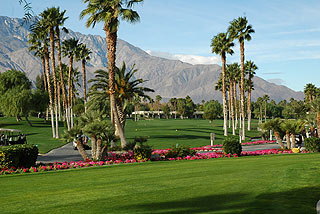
[161,104,171,119]
[80,0,144,148]
[177,97,195,119]
[203,100,223,123]
[0,70,33,125]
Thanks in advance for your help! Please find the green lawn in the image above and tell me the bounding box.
[125,118,261,149]
[0,117,261,153]
[0,117,65,154]
[0,153,319,213]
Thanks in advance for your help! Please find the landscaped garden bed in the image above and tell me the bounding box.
[0,140,309,175]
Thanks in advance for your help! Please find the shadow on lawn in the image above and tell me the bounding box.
[123,187,319,214]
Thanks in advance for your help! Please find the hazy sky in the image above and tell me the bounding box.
[1,0,320,92]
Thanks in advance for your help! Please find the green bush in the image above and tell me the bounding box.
[304,137,320,152]
[133,143,153,161]
[165,145,196,159]
[0,144,38,168]
[222,137,242,156]
[123,141,136,151]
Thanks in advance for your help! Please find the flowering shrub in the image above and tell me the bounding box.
[165,145,196,159]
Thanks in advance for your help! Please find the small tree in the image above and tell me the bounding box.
[203,100,223,124]
[261,118,285,149]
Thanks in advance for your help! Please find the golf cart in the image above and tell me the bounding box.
[73,134,90,150]
[0,128,27,146]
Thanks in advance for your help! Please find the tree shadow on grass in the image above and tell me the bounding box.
[121,187,319,214]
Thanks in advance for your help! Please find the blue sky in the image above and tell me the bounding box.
[1,0,320,92]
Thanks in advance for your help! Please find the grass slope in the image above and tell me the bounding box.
[1,154,319,213]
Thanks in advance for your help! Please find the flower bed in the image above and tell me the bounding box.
[0,142,308,176]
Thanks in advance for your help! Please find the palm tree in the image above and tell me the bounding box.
[261,118,285,149]
[80,0,144,148]
[28,21,56,138]
[263,94,270,122]
[228,16,255,140]
[304,83,317,103]
[226,63,239,135]
[256,97,263,124]
[51,7,69,127]
[89,62,154,135]
[310,98,320,137]
[76,43,92,113]
[62,38,80,129]
[40,8,61,138]
[169,98,178,119]
[244,60,257,131]
[211,32,234,136]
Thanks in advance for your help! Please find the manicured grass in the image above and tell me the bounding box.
[0,117,65,154]
[0,117,261,153]
[125,118,261,149]
[0,153,319,213]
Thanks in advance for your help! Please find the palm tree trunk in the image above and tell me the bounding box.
[49,27,59,138]
[41,56,47,91]
[58,83,61,121]
[317,112,320,138]
[228,89,231,129]
[234,82,238,129]
[240,42,245,140]
[238,84,242,129]
[221,54,228,136]
[76,140,90,161]
[230,80,235,135]
[82,59,87,113]
[96,138,103,161]
[274,131,285,149]
[55,27,70,130]
[291,133,296,149]
[106,29,127,147]
[286,131,291,149]
[44,49,55,138]
[264,101,267,122]
[91,135,97,160]
[247,83,252,131]
[68,55,73,129]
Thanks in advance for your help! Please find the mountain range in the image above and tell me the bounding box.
[0,16,304,103]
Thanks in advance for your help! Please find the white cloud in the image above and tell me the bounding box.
[146,50,219,65]
[267,78,285,85]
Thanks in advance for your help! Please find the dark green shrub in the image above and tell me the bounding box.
[123,141,136,151]
[222,137,242,156]
[133,143,152,161]
[0,144,38,168]
[305,137,320,152]
[134,136,148,144]
[165,145,196,159]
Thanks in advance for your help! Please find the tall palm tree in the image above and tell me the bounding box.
[263,94,270,122]
[28,22,56,138]
[62,38,80,129]
[226,63,239,135]
[304,83,317,103]
[228,16,255,140]
[80,0,144,148]
[76,43,92,113]
[40,8,61,138]
[211,32,234,136]
[257,97,263,124]
[51,7,69,128]
[244,60,257,131]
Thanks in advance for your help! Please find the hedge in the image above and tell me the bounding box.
[0,144,38,168]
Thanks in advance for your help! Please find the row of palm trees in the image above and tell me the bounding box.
[211,16,255,140]
[28,7,91,138]
[215,61,258,136]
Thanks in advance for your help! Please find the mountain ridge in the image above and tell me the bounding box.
[0,16,304,103]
